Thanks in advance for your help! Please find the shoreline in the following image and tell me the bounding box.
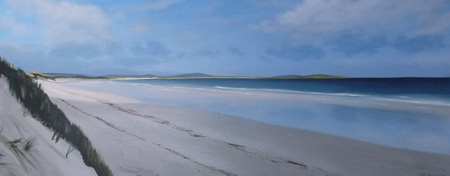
[42,78,450,154]
[39,78,450,176]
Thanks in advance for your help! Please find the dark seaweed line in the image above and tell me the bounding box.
[59,98,146,142]
[98,101,333,174]
[62,97,240,175]
[99,101,240,175]
[99,101,205,138]
[157,144,237,176]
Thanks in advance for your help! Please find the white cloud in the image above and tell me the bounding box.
[5,0,113,46]
[257,0,450,38]
[141,0,184,10]
[0,15,29,34]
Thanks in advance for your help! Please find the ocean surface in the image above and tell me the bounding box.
[76,78,450,154]
[123,78,450,101]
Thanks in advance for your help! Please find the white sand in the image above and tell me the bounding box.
[38,78,450,176]
[0,76,96,176]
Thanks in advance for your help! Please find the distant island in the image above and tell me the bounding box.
[173,73,212,77]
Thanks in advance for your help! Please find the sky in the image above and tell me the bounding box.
[0,0,449,77]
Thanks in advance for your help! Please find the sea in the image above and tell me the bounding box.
[122,78,450,101]
[102,78,450,154]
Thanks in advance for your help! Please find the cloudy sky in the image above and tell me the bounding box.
[0,0,449,77]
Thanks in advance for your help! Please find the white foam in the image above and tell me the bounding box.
[215,86,365,97]
[373,97,450,106]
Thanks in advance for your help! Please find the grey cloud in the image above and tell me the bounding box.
[194,50,219,57]
[51,43,101,58]
[328,33,389,56]
[0,42,42,71]
[394,35,445,54]
[229,48,245,57]
[133,41,171,57]
[265,44,325,60]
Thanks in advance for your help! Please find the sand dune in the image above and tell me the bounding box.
[0,77,96,176]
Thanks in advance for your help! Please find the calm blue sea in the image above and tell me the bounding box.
[122,78,450,102]
[108,78,450,154]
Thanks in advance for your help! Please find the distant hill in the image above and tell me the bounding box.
[172,73,212,77]
[273,74,348,79]
[272,75,300,78]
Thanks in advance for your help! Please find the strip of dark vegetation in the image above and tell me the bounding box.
[0,57,113,176]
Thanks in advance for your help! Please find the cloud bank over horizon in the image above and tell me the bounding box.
[0,0,449,77]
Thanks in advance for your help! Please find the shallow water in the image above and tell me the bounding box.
[62,79,450,155]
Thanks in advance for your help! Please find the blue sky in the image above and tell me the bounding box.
[0,0,449,77]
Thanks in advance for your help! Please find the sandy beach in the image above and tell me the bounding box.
[38,78,450,176]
